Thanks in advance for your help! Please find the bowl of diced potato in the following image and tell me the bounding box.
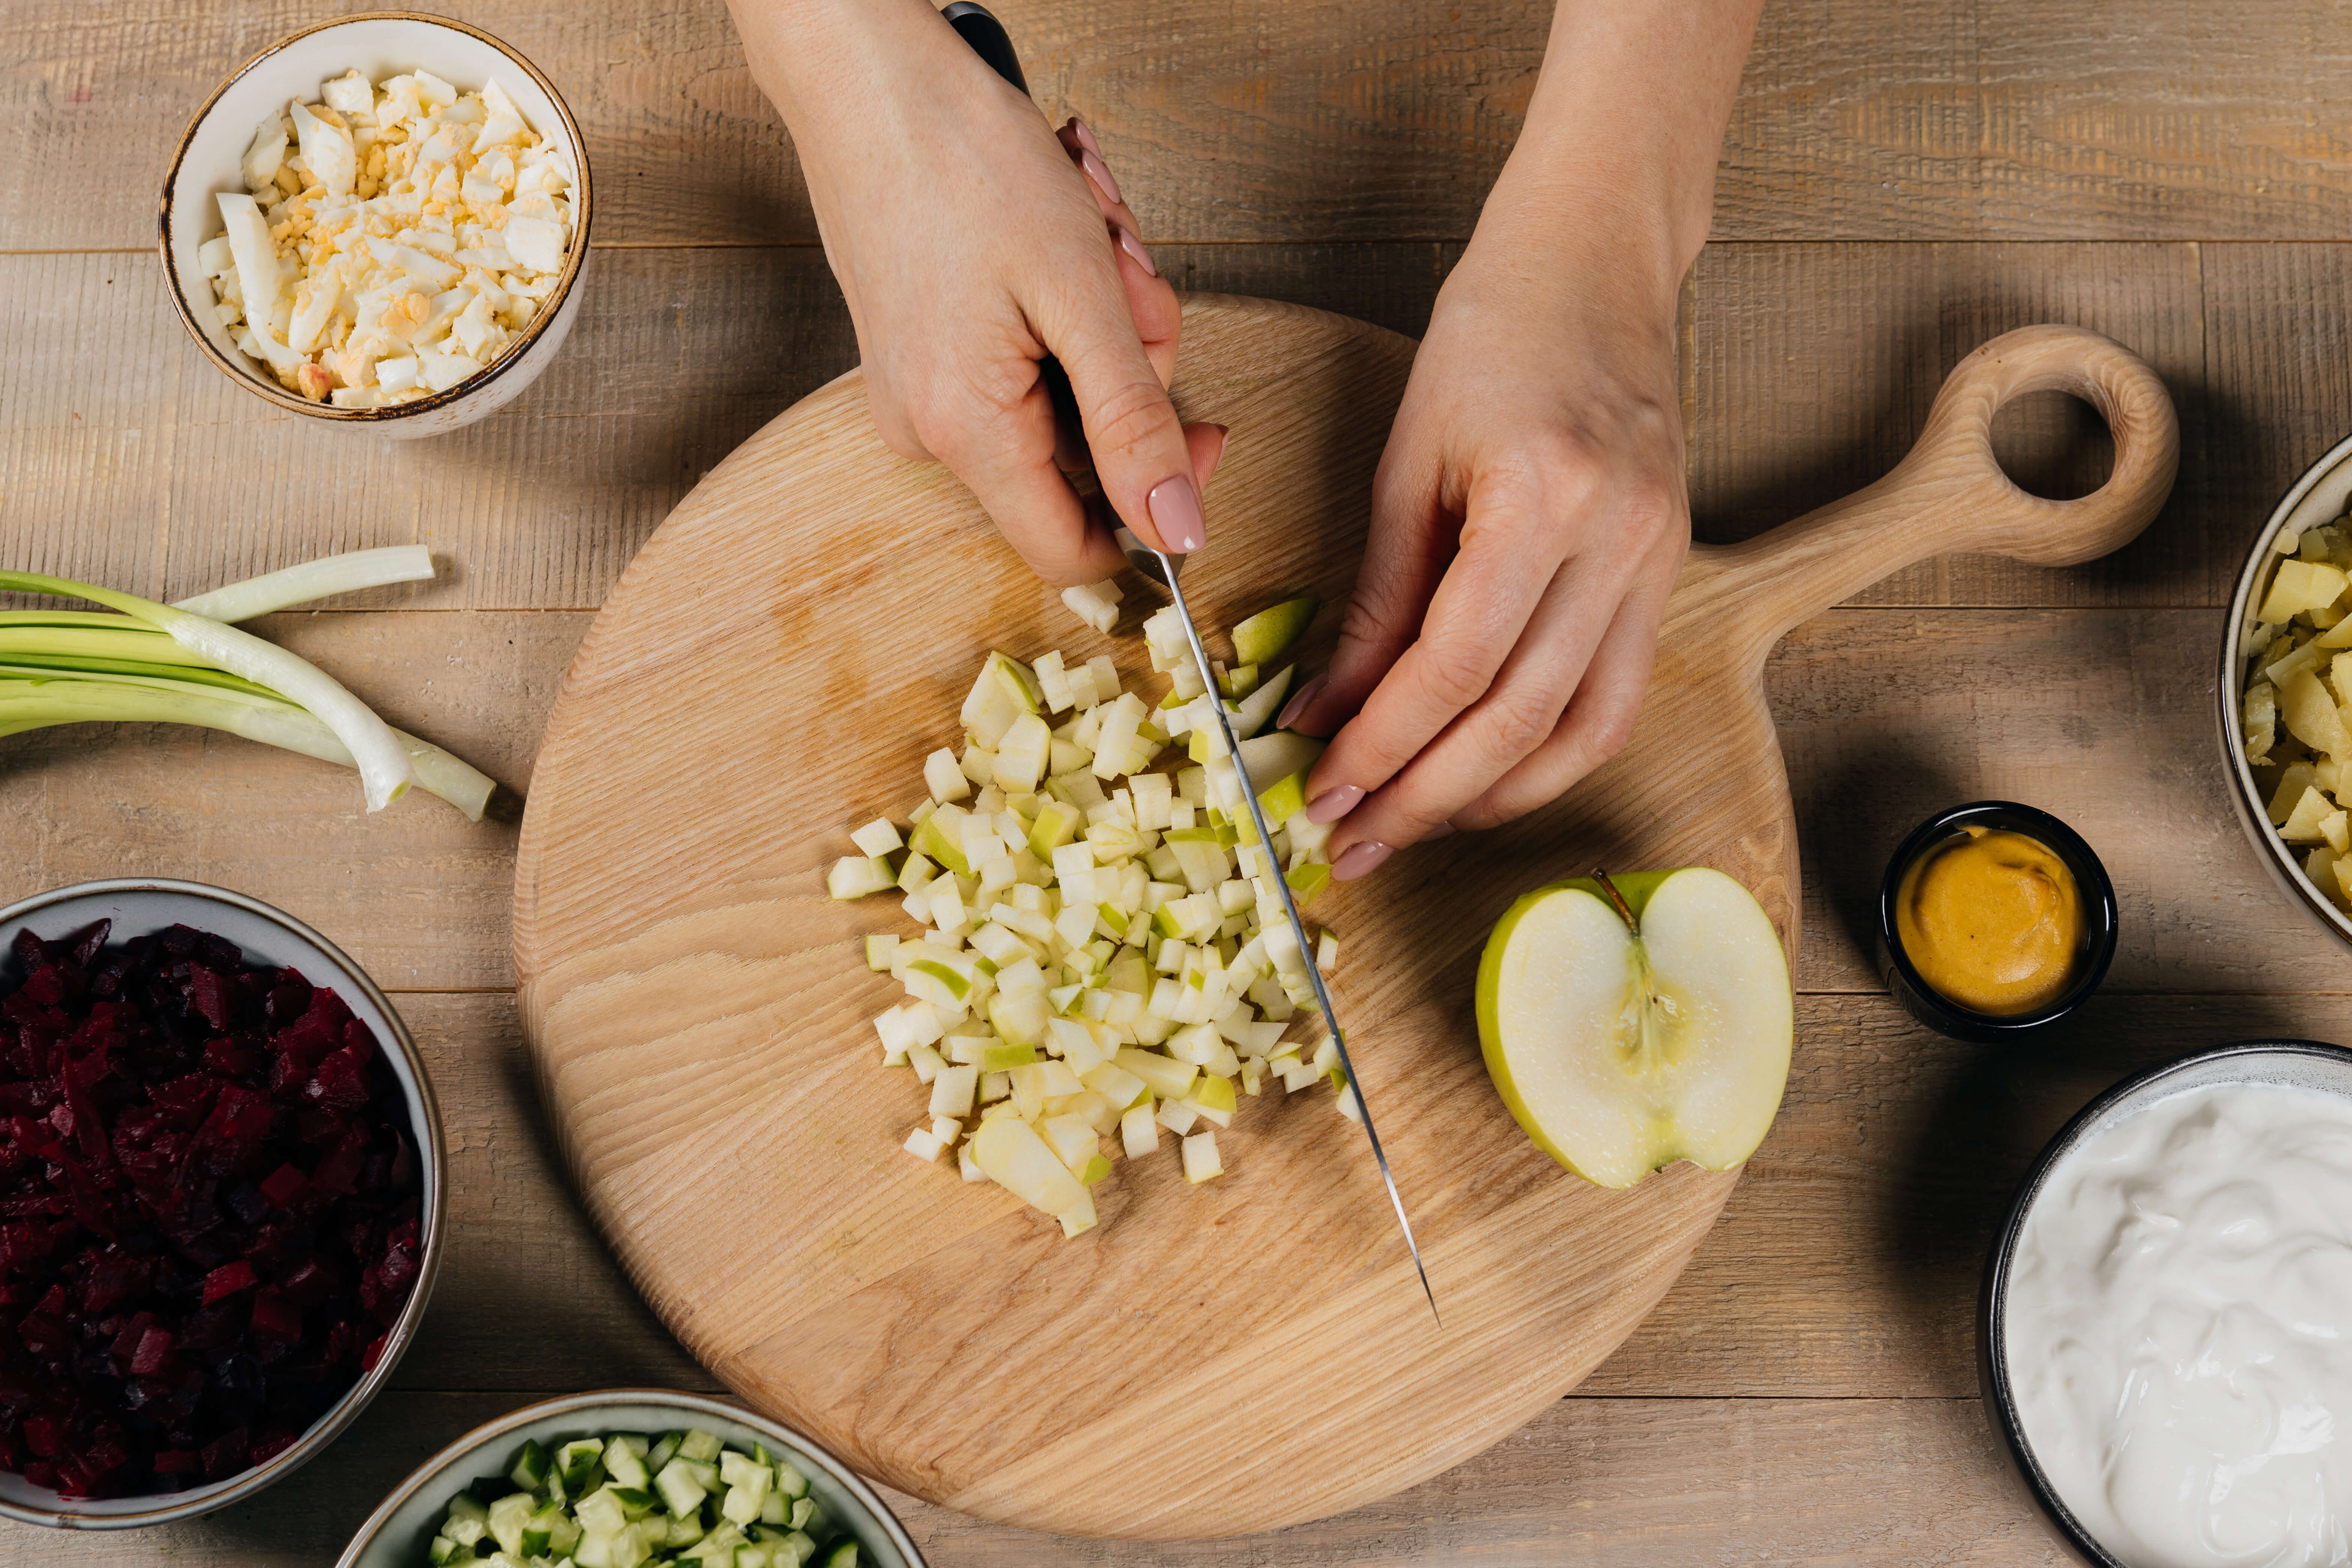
[159,13,592,435]
[2223,429,2352,944]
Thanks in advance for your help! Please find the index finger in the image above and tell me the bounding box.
[1300,463,1582,812]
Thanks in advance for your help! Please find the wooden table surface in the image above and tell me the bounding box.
[3,0,2346,1559]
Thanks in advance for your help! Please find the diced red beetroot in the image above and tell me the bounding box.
[0,923,421,1498]
[304,1046,372,1112]
[248,1290,301,1342]
[360,1331,389,1374]
[198,1426,248,1482]
[184,968,230,1031]
[129,1326,174,1376]
[200,1261,256,1304]
[257,1164,306,1210]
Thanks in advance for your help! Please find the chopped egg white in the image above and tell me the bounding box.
[201,67,576,407]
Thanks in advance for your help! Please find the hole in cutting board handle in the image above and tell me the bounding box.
[1989,390,2114,502]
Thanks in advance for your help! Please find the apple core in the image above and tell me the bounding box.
[1894,826,2083,1015]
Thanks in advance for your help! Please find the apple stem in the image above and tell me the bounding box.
[1591,868,1639,933]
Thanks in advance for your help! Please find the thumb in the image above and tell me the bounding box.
[1051,280,1206,556]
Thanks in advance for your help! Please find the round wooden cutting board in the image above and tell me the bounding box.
[513,298,2175,1540]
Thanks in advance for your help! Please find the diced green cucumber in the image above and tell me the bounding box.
[443,1492,490,1548]
[611,1484,660,1520]
[487,1490,535,1553]
[576,1484,629,1538]
[680,1428,724,1463]
[774,1460,811,1501]
[556,1437,608,1490]
[508,1437,553,1494]
[604,1434,652,1490]
[667,1509,708,1547]
[822,1541,860,1568]
[654,1456,710,1517]
[720,1450,772,1524]
[523,1499,577,1556]
[427,1536,462,1566]
[760,1488,788,1525]
[789,1495,818,1532]
[648,1431,685,1471]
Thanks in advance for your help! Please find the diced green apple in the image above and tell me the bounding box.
[1229,596,1319,668]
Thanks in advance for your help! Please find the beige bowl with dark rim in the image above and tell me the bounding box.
[0,879,445,1528]
[2221,431,2352,947]
[335,1390,927,1568]
[158,12,593,436]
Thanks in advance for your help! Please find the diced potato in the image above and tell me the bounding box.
[2282,669,2352,758]
[2270,762,2321,824]
[2260,558,2350,622]
[2283,785,2335,842]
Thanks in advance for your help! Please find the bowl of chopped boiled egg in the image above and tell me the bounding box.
[159,13,591,435]
[2224,428,2352,946]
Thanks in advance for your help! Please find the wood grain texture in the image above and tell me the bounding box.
[22,0,2352,250]
[510,299,2170,1538]
[0,1391,2080,1566]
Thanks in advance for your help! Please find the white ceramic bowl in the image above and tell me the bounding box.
[1981,1040,2352,1565]
[158,12,593,436]
[335,1390,928,1568]
[0,879,446,1528]
[2220,432,2352,948]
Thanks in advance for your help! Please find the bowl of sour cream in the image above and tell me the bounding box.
[1982,1040,2352,1568]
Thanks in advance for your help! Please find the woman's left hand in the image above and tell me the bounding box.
[1276,233,1690,881]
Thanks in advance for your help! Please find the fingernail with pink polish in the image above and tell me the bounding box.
[1332,841,1393,882]
[1080,149,1122,206]
[1146,473,1206,553]
[1305,784,1363,824]
[1117,226,1156,277]
[1423,821,1457,840]
[1277,675,1327,732]
[1071,118,1103,159]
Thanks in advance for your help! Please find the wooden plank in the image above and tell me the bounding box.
[0,241,2255,613]
[20,0,2352,250]
[0,245,1450,614]
[0,595,2327,987]
[1689,241,2215,606]
[0,610,586,991]
[0,1391,2071,1565]
[384,992,713,1395]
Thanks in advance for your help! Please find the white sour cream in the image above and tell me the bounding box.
[2006,1080,2352,1568]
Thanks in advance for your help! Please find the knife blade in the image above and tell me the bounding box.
[943,2,1438,1320]
[1115,530,1438,1323]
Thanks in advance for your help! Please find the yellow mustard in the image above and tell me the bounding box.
[1895,825,2084,1015]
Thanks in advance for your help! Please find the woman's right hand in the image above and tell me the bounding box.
[729,0,1221,579]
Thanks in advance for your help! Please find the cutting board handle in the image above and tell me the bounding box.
[1701,323,2179,655]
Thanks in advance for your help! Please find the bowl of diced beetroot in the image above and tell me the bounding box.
[0,878,444,1527]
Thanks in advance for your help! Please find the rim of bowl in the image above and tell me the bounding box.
[1977,1038,2352,1566]
[155,11,595,424]
[1877,800,2120,1035]
[0,878,447,1529]
[333,1388,931,1568]
[2217,429,2352,947]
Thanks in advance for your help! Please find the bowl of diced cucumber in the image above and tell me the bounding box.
[335,1389,925,1568]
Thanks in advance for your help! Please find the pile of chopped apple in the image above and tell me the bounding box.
[829,588,1349,1237]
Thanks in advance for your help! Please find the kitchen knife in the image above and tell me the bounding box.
[943,2,1438,1319]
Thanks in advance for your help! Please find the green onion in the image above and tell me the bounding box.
[171,544,435,622]
[0,553,491,817]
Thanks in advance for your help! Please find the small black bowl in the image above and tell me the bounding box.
[1978,1040,2352,1565]
[1875,801,2118,1044]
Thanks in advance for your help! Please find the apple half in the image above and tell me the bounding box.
[1476,867,1793,1188]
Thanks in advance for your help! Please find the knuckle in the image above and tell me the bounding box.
[1082,376,1179,460]
[1587,701,1639,764]
[1481,685,1558,761]
[1414,638,1497,714]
